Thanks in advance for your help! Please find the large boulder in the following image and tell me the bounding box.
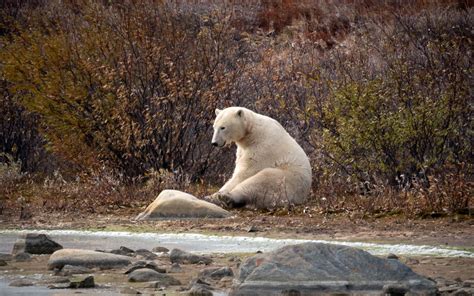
[12,233,62,255]
[48,249,132,270]
[136,190,230,220]
[231,243,437,296]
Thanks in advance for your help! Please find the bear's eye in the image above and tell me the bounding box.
[220,127,226,130]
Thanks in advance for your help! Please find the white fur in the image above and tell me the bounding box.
[212,107,312,208]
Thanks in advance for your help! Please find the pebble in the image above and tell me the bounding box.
[152,246,169,253]
[387,253,399,260]
[9,279,34,287]
[14,252,32,262]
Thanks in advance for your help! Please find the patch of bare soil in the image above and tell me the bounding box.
[1,208,472,248]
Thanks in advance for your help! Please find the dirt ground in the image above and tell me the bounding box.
[2,207,473,248]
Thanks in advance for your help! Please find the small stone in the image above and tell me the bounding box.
[170,248,212,265]
[147,281,168,289]
[219,276,233,285]
[14,252,32,262]
[199,266,233,280]
[387,253,399,260]
[68,275,95,288]
[152,246,169,253]
[9,279,34,287]
[0,253,13,261]
[170,262,182,273]
[121,287,142,294]
[128,268,181,285]
[246,225,258,233]
[452,288,474,296]
[439,285,460,293]
[48,283,71,289]
[12,233,62,255]
[124,261,166,274]
[189,277,211,288]
[110,246,135,257]
[37,277,70,285]
[0,260,7,266]
[58,264,93,276]
[383,283,408,295]
[462,281,473,287]
[281,290,302,296]
[135,249,158,260]
[188,283,213,296]
[405,258,420,265]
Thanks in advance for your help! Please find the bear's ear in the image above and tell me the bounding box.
[237,109,243,117]
[215,108,222,116]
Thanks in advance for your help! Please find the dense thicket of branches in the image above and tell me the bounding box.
[1,0,472,214]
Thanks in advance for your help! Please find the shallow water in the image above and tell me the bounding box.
[1,229,472,257]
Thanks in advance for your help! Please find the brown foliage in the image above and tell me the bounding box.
[0,0,472,216]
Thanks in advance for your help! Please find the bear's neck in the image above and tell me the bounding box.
[236,120,260,149]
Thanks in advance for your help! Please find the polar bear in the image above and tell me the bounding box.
[206,107,312,209]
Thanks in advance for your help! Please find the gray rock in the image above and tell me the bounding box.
[383,283,409,295]
[152,246,169,253]
[170,262,183,273]
[12,233,62,255]
[14,252,31,262]
[124,261,166,274]
[128,268,181,285]
[170,248,212,265]
[199,266,234,280]
[68,275,95,288]
[0,253,12,261]
[246,225,258,233]
[57,264,93,276]
[387,253,399,260]
[110,246,135,256]
[439,285,460,293]
[188,283,213,296]
[121,287,142,294]
[231,243,437,296]
[48,249,132,270]
[135,249,158,260]
[147,281,168,289]
[37,277,70,285]
[136,190,231,220]
[9,279,34,287]
[452,288,474,296]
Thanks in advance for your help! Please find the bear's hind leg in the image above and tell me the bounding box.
[228,168,294,209]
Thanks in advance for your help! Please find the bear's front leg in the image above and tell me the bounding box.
[203,192,245,209]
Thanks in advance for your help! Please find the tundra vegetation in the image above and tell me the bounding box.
[0,0,472,218]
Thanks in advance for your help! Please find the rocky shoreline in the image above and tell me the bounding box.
[1,233,473,295]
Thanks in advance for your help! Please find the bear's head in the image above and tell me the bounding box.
[212,107,248,147]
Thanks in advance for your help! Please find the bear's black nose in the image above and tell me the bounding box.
[212,142,218,147]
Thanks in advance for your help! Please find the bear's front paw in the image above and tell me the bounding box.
[204,192,235,209]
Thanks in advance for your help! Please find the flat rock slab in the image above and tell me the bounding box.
[231,242,437,296]
[128,268,181,285]
[48,249,132,270]
[136,190,230,220]
[170,248,212,265]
